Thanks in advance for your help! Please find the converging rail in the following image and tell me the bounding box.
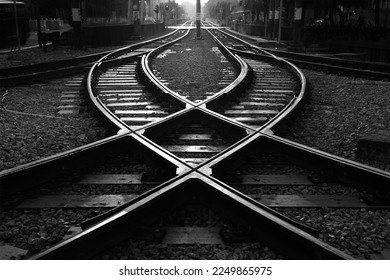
[1,22,389,260]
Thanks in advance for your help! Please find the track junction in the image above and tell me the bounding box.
[0,22,389,260]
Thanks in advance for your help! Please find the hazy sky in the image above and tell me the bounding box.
[175,0,208,5]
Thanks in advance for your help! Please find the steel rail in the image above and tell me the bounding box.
[81,141,321,237]
[263,47,390,74]
[0,27,186,86]
[0,50,111,78]
[0,132,192,195]
[271,55,390,80]
[221,28,390,80]
[133,22,252,133]
[0,26,194,192]
[87,22,255,140]
[30,25,356,260]
[0,25,185,78]
[202,27,307,136]
[228,49,307,134]
[87,57,139,134]
[141,22,252,111]
[200,132,390,194]
[98,25,187,61]
[3,24,375,260]
[0,23,246,194]
[31,173,352,260]
[86,26,190,134]
[140,28,195,108]
[204,28,390,191]
[0,51,152,86]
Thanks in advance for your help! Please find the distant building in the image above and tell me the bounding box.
[26,0,168,25]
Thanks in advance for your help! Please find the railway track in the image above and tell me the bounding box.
[221,27,390,81]
[0,23,390,260]
[0,24,189,87]
[261,47,390,80]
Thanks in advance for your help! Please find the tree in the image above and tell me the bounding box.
[203,0,237,22]
[322,0,369,26]
[162,1,185,20]
[245,0,264,22]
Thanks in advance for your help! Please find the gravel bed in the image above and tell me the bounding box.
[151,29,237,101]
[232,184,358,196]
[95,242,283,260]
[93,203,285,260]
[281,70,390,172]
[0,208,104,257]
[47,184,159,196]
[0,77,110,171]
[0,152,165,207]
[277,208,390,259]
[222,151,360,196]
[0,30,172,68]
[0,75,112,259]
[22,183,159,197]
[1,30,390,260]
[1,45,112,68]
[149,41,390,259]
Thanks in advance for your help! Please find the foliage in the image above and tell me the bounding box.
[162,1,185,19]
[204,0,269,23]
[306,0,384,27]
[203,0,238,19]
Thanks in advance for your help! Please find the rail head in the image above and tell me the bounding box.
[261,53,307,133]
[141,26,194,107]
[86,57,132,134]
[195,26,252,109]
[86,25,191,133]
[29,174,353,260]
[213,28,307,133]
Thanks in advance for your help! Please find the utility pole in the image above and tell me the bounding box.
[273,0,278,40]
[196,0,202,39]
[268,0,275,39]
[36,0,42,47]
[264,4,268,39]
[293,0,303,47]
[385,0,389,27]
[140,0,144,24]
[13,0,21,50]
[72,0,82,49]
[164,3,169,27]
[127,0,132,23]
[278,0,283,42]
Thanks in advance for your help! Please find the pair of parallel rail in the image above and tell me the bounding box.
[0,23,389,260]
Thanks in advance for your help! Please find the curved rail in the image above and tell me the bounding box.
[29,25,357,260]
[2,23,390,260]
[234,50,307,133]
[0,28,188,86]
[141,23,251,110]
[199,26,253,109]
[204,26,307,134]
[141,26,194,107]
[86,24,191,134]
